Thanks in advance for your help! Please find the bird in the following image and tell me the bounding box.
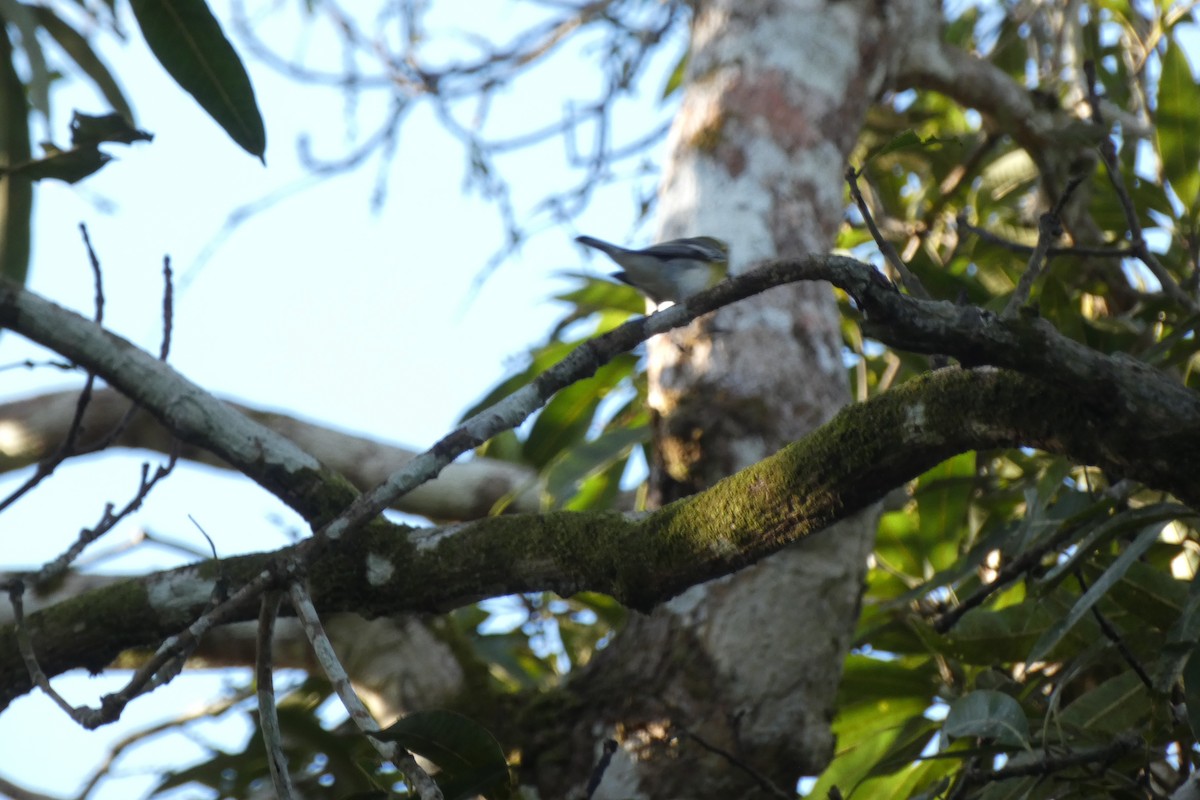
[574,234,730,304]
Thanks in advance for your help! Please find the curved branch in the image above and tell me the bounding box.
[0,388,541,520]
[3,365,1196,710]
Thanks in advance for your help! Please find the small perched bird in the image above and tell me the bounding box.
[575,234,730,304]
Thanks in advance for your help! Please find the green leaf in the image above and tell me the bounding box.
[809,695,932,799]
[1038,503,1186,587]
[0,0,51,120]
[1027,521,1164,662]
[945,595,1081,664]
[914,451,976,572]
[70,111,153,147]
[1182,642,1200,741]
[660,47,689,101]
[28,5,135,123]
[522,354,636,468]
[0,112,153,185]
[545,424,647,506]
[1,142,111,183]
[1058,671,1149,736]
[0,21,31,286]
[372,710,512,800]
[128,0,266,160]
[865,129,961,163]
[1156,35,1200,214]
[943,690,1030,747]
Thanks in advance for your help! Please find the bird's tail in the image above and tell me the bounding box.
[575,235,627,257]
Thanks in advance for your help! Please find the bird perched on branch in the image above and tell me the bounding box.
[574,234,730,304]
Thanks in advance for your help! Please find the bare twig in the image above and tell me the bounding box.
[159,255,173,360]
[957,214,1134,259]
[257,591,295,800]
[684,729,792,799]
[74,691,248,799]
[7,579,83,721]
[0,225,112,513]
[1083,60,1198,313]
[585,739,619,799]
[1003,211,1062,319]
[287,580,443,800]
[959,732,1141,786]
[1075,569,1154,689]
[79,223,104,325]
[1002,172,1087,318]
[192,0,682,292]
[2,520,225,730]
[35,452,179,587]
[0,228,169,564]
[846,165,931,300]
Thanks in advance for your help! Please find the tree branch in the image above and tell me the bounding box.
[4,364,1197,709]
[0,387,542,520]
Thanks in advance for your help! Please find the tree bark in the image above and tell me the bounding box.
[541,1,904,796]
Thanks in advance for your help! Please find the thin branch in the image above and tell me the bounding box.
[1075,569,1154,689]
[9,253,1200,707]
[684,730,792,799]
[1083,60,1198,313]
[585,739,618,799]
[257,590,295,800]
[287,580,443,800]
[0,773,59,800]
[73,691,249,799]
[957,214,1135,259]
[960,732,1142,786]
[1002,172,1086,318]
[159,255,173,360]
[7,579,83,720]
[79,223,104,325]
[1003,212,1062,319]
[0,224,112,513]
[846,165,930,301]
[35,452,179,588]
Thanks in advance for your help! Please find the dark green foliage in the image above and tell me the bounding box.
[128,0,266,160]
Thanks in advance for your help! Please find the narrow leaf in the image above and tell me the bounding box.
[1182,643,1200,741]
[1157,35,1200,213]
[1058,671,1149,735]
[128,0,266,160]
[0,0,51,120]
[0,22,32,285]
[2,143,111,184]
[28,5,135,123]
[1027,521,1163,663]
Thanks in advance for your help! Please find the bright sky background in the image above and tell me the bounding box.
[0,2,682,797]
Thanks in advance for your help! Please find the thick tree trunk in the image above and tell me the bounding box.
[539,1,910,796]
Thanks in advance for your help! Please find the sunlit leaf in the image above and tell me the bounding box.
[914,452,976,572]
[1156,35,1200,215]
